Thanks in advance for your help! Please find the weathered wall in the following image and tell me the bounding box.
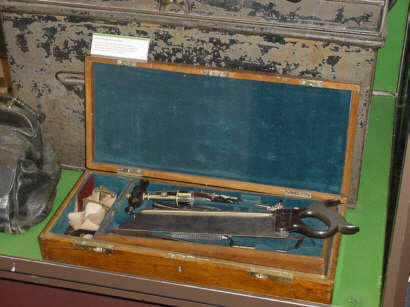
[1,12,377,205]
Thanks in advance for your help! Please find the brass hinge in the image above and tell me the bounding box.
[73,240,114,254]
[203,69,230,78]
[300,79,324,88]
[117,167,143,178]
[283,189,312,199]
[249,268,293,283]
[117,59,138,67]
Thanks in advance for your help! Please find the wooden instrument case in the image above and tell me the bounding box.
[40,56,361,304]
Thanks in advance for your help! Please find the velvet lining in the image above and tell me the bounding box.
[92,63,352,195]
[50,173,131,234]
[52,173,326,257]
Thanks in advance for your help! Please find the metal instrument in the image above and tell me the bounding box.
[121,199,359,239]
[107,228,305,252]
[125,180,240,215]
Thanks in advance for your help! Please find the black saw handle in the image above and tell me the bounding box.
[292,200,359,238]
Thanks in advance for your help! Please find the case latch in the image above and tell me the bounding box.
[117,167,143,178]
[249,268,293,283]
[73,240,114,254]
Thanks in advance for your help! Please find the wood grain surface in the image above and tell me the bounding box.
[40,234,333,304]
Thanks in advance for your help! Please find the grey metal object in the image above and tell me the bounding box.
[55,71,84,86]
[0,0,388,47]
[108,228,231,242]
[0,95,60,234]
[0,0,385,207]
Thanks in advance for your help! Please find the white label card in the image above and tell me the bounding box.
[91,33,150,61]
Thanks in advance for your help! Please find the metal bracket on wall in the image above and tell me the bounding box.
[373,90,397,98]
[159,0,191,14]
[55,71,85,87]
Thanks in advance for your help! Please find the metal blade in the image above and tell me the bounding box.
[120,209,289,238]
[108,228,231,242]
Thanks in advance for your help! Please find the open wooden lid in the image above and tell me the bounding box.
[85,56,360,202]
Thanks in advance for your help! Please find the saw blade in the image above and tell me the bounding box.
[120,209,290,238]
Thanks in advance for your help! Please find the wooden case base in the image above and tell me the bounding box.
[40,170,342,304]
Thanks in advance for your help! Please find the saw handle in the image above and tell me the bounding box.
[293,200,359,238]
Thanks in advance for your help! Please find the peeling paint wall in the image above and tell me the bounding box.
[1,12,377,205]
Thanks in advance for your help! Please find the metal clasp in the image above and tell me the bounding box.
[117,167,143,178]
[73,240,114,254]
[249,268,293,283]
